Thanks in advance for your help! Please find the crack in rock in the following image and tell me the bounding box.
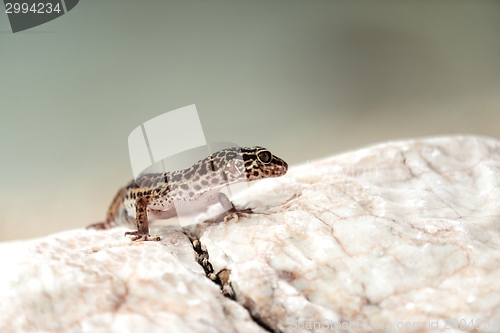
[186,233,283,333]
[189,236,235,299]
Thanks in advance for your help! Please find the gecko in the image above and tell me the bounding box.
[88,146,288,241]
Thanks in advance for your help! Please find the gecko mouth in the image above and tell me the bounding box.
[275,164,288,176]
[273,157,288,176]
[262,161,288,178]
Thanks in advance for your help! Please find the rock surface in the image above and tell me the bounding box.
[1,135,500,333]
[0,229,267,333]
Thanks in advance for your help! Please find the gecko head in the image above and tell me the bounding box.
[208,146,288,185]
[239,146,288,181]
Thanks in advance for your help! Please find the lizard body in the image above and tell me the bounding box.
[89,146,288,241]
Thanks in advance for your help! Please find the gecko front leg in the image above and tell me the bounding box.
[203,192,254,223]
[124,196,161,241]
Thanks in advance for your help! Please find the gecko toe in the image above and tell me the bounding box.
[223,208,254,222]
[124,231,160,242]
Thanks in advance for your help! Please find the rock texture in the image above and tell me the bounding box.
[1,135,500,333]
[0,229,267,333]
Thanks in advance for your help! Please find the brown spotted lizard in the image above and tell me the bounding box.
[88,146,288,241]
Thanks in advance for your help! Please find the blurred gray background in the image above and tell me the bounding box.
[1,0,499,241]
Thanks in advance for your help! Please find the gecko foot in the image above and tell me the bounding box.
[223,208,254,223]
[124,231,161,242]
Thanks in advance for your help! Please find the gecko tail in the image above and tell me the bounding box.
[86,220,116,230]
[105,187,127,223]
[87,187,132,230]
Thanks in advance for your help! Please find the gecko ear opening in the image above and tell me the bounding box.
[227,161,241,175]
[257,150,272,164]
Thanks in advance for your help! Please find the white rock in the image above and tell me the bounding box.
[196,135,500,333]
[2,135,500,333]
[0,229,267,333]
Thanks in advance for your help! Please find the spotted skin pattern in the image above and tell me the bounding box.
[88,146,288,241]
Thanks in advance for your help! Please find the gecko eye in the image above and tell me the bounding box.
[257,150,272,164]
